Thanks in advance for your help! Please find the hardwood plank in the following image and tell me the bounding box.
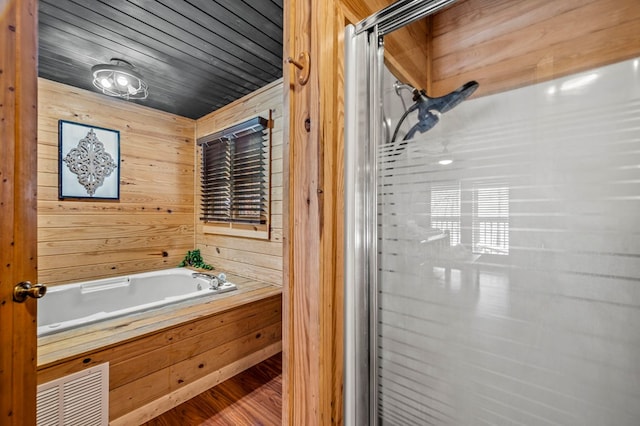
[434,0,629,73]
[109,300,282,389]
[198,234,283,257]
[272,186,283,202]
[37,185,195,207]
[196,254,282,285]
[142,353,282,426]
[286,0,321,423]
[166,300,281,348]
[168,322,282,392]
[200,245,283,271]
[39,1,267,94]
[37,200,193,215]
[113,343,281,426]
[122,0,280,77]
[38,213,192,228]
[38,224,193,243]
[38,171,194,195]
[38,79,196,137]
[109,322,282,418]
[195,80,283,137]
[38,245,191,271]
[38,234,191,256]
[182,0,282,59]
[431,0,640,96]
[37,124,195,163]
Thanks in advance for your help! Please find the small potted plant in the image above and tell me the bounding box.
[178,249,214,270]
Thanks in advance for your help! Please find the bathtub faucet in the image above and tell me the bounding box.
[192,272,226,290]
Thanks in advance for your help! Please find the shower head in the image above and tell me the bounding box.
[413,80,479,115]
[391,80,479,143]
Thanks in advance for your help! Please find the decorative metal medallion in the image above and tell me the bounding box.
[63,129,117,196]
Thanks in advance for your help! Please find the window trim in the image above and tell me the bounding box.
[197,112,272,240]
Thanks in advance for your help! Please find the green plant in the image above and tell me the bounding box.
[178,249,214,270]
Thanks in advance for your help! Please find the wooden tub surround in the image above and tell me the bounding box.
[36,273,282,425]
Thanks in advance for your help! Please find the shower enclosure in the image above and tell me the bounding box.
[344,1,640,425]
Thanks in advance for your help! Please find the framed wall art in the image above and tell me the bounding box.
[58,120,120,200]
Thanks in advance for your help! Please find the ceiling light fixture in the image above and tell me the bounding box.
[438,143,453,166]
[91,58,148,100]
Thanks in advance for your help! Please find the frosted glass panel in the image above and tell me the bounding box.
[377,58,640,425]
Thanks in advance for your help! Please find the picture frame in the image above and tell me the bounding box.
[58,120,120,200]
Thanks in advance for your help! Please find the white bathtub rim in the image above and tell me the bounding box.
[37,268,236,337]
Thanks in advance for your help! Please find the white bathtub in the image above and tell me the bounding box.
[37,268,237,337]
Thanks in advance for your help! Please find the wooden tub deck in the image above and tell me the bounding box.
[37,273,282,425]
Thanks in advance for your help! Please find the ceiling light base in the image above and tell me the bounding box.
[91,58,148,100]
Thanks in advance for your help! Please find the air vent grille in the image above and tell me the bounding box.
[37,363,109,426]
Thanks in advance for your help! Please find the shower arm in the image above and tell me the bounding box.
[390,100,418,143]
[394,81,415,112]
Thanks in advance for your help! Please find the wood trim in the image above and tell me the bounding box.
[318,5,345,425]
[202,224,270,240]
[284,0,319,423]
[283,0,346,424]
[110,342,282,426]
[0,0,38,424]
[281,0,292,421]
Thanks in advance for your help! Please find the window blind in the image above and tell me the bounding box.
[198,116,269,224]
[430,182,461,245]
[472,183,509,255]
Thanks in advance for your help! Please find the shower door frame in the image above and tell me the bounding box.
[344,1,457,425]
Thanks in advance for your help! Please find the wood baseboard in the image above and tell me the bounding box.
[109,342,282,426]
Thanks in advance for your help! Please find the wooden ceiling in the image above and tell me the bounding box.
[38,0,283,119]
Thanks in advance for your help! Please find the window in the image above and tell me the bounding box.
[472,183,509,255]
[198,115,270,238]
[429,181,510,255]
[430,182,461,245]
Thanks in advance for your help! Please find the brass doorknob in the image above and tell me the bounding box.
[13,281,47,303]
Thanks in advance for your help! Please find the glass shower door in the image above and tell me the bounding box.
[345,2,640,426]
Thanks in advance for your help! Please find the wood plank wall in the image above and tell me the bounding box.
[195,79,284,286]
[430,0,640,97]
[283,0,640,424]
[37,79,196,286]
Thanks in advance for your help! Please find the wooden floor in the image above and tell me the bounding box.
[143,353,282,426]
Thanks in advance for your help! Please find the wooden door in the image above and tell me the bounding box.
[0,0,39,424]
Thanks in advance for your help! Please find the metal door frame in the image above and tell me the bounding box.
[344,1,457,424]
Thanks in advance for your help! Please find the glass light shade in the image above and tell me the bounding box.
[438,147,453,165]
[91,59,148,100]
[116,74,129,86]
